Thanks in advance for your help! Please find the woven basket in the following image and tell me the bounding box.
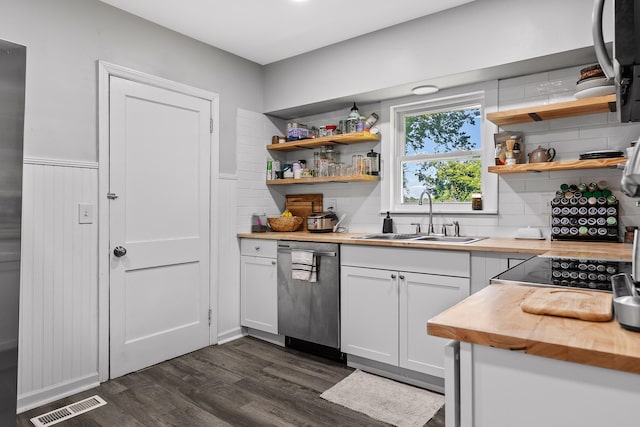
[268,216,303,232]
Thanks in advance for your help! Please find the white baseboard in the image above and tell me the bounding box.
[245,328,285,347]
[347,355,444,394]
[217,327,245,345]
[17,373,100,414]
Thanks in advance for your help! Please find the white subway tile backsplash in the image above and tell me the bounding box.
[548,113,609,130]
[497,85,524,103]
[237,68,640,240]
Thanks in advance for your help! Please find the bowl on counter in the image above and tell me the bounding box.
[267,216,303,232]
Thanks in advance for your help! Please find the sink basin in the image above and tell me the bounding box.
[353,234,487,244]
[354,233,423,240]
[413,235,487,243]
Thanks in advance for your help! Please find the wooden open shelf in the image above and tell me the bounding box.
[267,132,380,152]
[486,95,616,126]
[266,174,379,185]
[488,157,625,174]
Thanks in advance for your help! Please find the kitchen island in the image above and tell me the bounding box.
[428,283,640,427]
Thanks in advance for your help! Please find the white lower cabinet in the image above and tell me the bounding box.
[400,271,468,377]
[240,239,278,334]
[341,245,470,379]
[341,266,399,365]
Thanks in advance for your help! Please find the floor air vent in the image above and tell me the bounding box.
[31,395,107,427]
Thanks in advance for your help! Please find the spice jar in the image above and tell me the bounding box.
[471,193,483,210]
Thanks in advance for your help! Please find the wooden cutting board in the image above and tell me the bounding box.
[520,288,613,322]
[286,194,323,212]
[284,201,312,231]
[285,194,323,232]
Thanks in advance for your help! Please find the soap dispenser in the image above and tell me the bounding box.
[382,211,393,233]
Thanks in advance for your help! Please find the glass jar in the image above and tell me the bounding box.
[471,193,483,210]
[317,147,329,177]
[338,120,348,134]
[348,118,358,133]
[352,154,365,175]
[326,147,338,164]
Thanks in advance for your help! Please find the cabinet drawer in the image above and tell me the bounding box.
[240,238,277,258]
[342,245,470,277]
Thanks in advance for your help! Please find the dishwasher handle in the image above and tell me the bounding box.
[277,247,336,257]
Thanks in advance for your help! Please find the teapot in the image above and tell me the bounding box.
[528,145,556,163]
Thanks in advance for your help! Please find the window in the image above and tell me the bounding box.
[385,89,497,213]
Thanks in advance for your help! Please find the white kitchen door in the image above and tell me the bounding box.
[108,76,211,378]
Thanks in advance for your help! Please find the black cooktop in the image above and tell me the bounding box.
[491,256,632,292]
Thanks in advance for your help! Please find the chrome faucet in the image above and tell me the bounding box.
[441,221,461,237]
[418,188,435,235]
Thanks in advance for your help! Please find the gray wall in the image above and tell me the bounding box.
[264,0,612,115]
[0,0,264,174]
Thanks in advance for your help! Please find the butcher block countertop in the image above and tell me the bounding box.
[238,232,632,260]
[428,283,640,374]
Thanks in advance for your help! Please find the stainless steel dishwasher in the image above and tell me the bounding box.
[277,241,341,358]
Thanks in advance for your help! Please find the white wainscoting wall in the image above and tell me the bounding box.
[18,159,99,412]
[216,174,243,343]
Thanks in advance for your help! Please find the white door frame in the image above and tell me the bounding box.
[97,61,220,382]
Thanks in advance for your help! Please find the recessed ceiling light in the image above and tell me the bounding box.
[412,85,439,95]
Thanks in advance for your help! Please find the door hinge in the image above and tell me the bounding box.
[107,192,118,200]
[208,309,212,326]
[209,118,213,134]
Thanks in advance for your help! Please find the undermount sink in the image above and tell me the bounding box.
[354,233,423,240]
[353,233,487,244]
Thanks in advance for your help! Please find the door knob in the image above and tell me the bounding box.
[113,246,127,257]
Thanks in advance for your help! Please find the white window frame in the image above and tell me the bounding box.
[382,83,498,214]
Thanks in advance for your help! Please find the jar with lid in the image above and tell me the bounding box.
[348,118,358,133]
[326,146,339,164]
[471,193,483,210]
[356,116,366,132]
[317,146,329,177]
[338,120,348,134]
[365,113,379,129]
[318,126,327,137]
[326,125,337,136]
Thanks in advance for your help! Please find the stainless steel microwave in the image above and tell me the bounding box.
[593,0,640,122]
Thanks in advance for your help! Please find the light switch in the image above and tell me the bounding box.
[78,203,94,224]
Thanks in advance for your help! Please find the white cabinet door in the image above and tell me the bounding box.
[240,255,278,334]
[399,271,469,377]
[341,266,399,365]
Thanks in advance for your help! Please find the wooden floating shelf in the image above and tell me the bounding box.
[486,95,616,126]
[488,157,625,174]
[266,175,379,185]
[266,132,381,152]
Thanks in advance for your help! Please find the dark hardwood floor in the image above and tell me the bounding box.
[17,337,445,426]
